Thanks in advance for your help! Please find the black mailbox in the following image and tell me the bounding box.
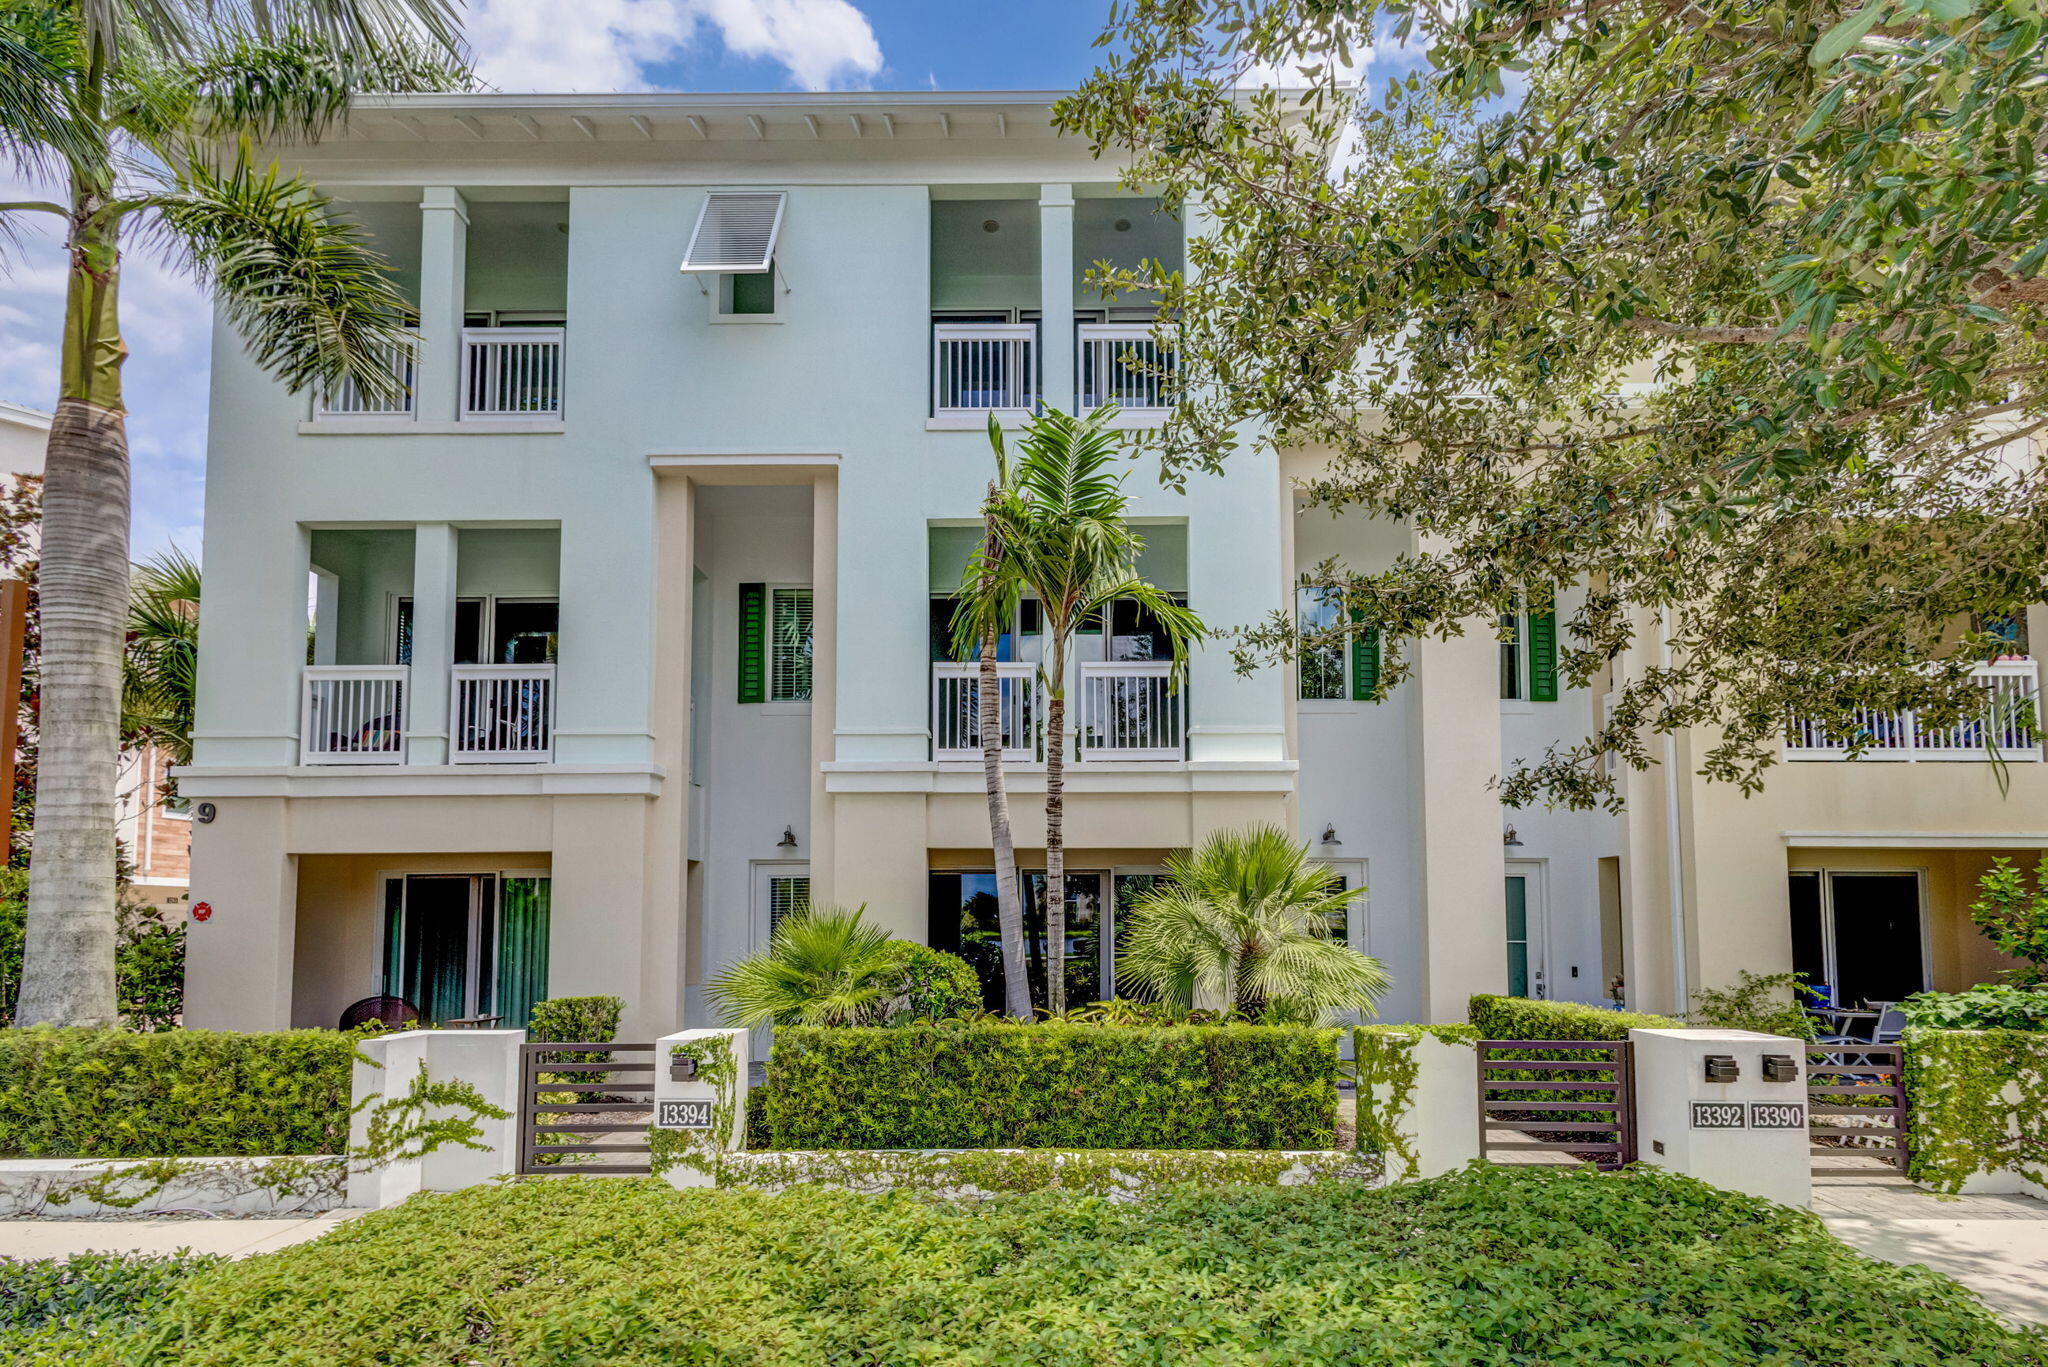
[1762,1054,1799,1083]
[1703,1054,1739,1083]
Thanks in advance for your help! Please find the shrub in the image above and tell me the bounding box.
[1688,970,1820,1040]
[709,907,905,1027]
[1900,983,2048,1032]
[1968,856,2048,983]
[24,1167,2043,1365]
[0,871,185,1031]
[525,995,623,1044]
[885,942,980,1022]
[1467,993,1680,1039]
[761,1022,1338,1150]
[1906,1028,2048,1193]
[0,1251,217,1357]
[0,1028,357,1157]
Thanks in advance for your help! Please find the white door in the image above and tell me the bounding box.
[1505,861,1550,999]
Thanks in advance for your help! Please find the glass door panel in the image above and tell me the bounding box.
[1505,875,1531,998]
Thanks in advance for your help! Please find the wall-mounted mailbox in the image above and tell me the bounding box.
[1761,1054,1799,1084]
[1703,1054,1739,1083]
[670,1055,697,1082]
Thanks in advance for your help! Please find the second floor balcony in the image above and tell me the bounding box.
[1784,660,2041,762]
[931,660,1187,762]
[314,327,565,424]
[301,663,557,765]
[930,320,1176,419]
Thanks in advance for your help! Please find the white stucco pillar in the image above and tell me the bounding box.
[1631,1028,1813,1207]
[1038,184,1075,413]
[406,522,457,764]
[184,798,296,1029]
[417,187,468,423]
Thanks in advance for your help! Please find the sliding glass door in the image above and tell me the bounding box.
[1787,869,1927,1007]
[380,872,551,1026]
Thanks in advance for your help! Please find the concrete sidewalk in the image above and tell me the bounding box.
[0,1210,363,1261]
[1816,1182,2048,1326]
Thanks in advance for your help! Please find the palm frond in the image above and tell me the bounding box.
[707,905,908,1029]
[0,5,103,179]
[181,29,469,145]
[83,0,463,67]
[122,546,200,766]
[148,149,413,404]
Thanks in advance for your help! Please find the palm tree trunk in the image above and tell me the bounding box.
[979,623,1030,1020]
[19,207,128,1028]
[1044,648,1067,1016]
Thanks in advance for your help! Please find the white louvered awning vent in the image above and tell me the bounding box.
[680,191,786,273]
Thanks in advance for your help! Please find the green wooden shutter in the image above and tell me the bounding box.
[1527,608,1559,702]
[1349,610,1381,702]
[738,582,767,703]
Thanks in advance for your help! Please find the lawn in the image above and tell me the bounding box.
[8,1165,2043,1365]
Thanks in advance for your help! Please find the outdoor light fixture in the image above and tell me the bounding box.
[670,1055,698,1082]
[1703,1055,1739,1083]
[1762,1054,1799,1083]
[777,826,798,850]
[1320,824,1339,845]
[1503,827,1523,847]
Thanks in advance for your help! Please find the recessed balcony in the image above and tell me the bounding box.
[300,664,556,765]
[932,322,1039,416]
[1076,323,1175,416]
[1784,660,2041,761]
[930,660,1186,762]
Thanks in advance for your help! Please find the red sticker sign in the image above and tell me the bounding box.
[191,901,212,923]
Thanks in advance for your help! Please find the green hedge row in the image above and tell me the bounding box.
[1906,1028,2048,1193]
[0,1028,358,1158]
[1467,994,1680,1040]
[760,1023,1339,1150]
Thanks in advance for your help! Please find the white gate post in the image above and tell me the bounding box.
[653,1028,750,1190]
[347,1029,524,1208]
[1629,1028,1812,1208]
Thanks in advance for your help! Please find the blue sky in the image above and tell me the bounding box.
[0,0,1370,562]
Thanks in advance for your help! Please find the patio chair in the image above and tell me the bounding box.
[340,995,421,1030]
[1869,1004,1907,1045]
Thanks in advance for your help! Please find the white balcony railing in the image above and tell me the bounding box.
[933,323,1038,414]
[461,327,565,420]
[314,330,418,418]
[301,666,409,765]
[451,664,555,763]
[1078,323,1176,413]
[933,662,1039,761]
[1078,661,1185,761]
[1785,660,2041,762]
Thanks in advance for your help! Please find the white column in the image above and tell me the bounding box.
[1038,184,1075,413]
[406,522,457,764]
[347,1030,524,1207]
[417,187,468,423]
[310,567,339,666]
[653,1028,751,1190]
[1631,1028,1813,1207]
[183,798,296,1029]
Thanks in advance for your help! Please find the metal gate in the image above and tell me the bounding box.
[518,1041,656,1176]
[1807,1043,1910,1177]
[1477,1039,1637,1171]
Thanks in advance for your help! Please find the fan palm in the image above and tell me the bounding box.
[960,405,1203,1012]
[121,546,198,767]
[708,905,907,1029]
[1,0,465,1026]
[1119,825,1391,1023]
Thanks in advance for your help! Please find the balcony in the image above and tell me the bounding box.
[930,661,1185,762]
[1785,661,2041,762]
[314,331,418,419]
[932,323,1038,415]
[462,327,564,421]
[1077,323,1176,415]
[301,664,556,765]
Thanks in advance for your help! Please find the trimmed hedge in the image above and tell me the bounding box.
[761,1022,1338,1150]
[24,1167,2044,1365]
[0,1028,357,1158]
[1468,993,1680,1040]
[526,995,623,1043]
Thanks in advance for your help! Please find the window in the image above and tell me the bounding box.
[680,191,786,273]
[1298,586,1347,701]
[1499,611,1524,700]
[1500,597,1560,702]
[767,874,810,937]
[769,587,813,702]
[720,269,777,317]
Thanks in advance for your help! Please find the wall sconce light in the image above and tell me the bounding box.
[1320,824,1339,846]
[1703,1055,1739,1083]
[1762,1054,1799,1083]
[1503,827,1523,847]
[777,826,798,850]
[670,1055,697,1082]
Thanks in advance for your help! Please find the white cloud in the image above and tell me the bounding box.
[469,0,885,93]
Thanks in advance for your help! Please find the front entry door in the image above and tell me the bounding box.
[1505,865,1548,998]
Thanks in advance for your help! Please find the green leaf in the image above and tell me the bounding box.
[1811,2,1891,67]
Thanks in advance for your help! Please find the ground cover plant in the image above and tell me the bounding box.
[20,1164,2043,1365]
[0,1251,217,1359]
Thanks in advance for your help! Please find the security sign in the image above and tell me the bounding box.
[191,901,213,923]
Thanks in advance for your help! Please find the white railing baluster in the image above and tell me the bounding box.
[1076,323,1176,415]
[460,327,565,420]
[449,664,556,763]
[314,329,419,419]
[300,666,409,764]
[931,662,1039,761]
[932,323,1038,414]
[1784,660,2041,761]
[1076,660,1183,761]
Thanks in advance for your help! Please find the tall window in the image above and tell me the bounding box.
[1297,586,1347,700]
[769,587,813,702]
[1499,595,1559,702]
[1499,610,1524,700]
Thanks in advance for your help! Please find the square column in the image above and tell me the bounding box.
[417,188,468,423]
[406,523,457,765]
[184,797,296,1029]
[1039,185,1075,413]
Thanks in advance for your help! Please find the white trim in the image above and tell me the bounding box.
[1505,859,1551,1000]
[172,764,663,799]
[297,420,565,436]
[1782,831,2048,848]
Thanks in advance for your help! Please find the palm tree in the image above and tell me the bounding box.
[707,906,906,1028]
[1118,825,1391,1023]
[948,419,1030,1018]
[2,1,464,1026]
[122,547,199,768]
[969,406,1202,1013]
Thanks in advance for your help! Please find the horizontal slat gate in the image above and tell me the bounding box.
[1808,1044,1910,1177]
[519,1041,656,1176]
[1477,1039,1635,1171]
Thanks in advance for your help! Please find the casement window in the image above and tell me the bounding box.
[683,191,786,320]
[738,583,813,703]
[1296,585,1381,702]
[1500,594,1559,702]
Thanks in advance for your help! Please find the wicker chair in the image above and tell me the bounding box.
[339,995,422,1030]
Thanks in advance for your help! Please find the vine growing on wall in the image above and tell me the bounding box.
[349,1059,509,1170]
[651,1036,741,1183]
[1351,1024,1477,1181]
[1905,1029,2048,1195]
